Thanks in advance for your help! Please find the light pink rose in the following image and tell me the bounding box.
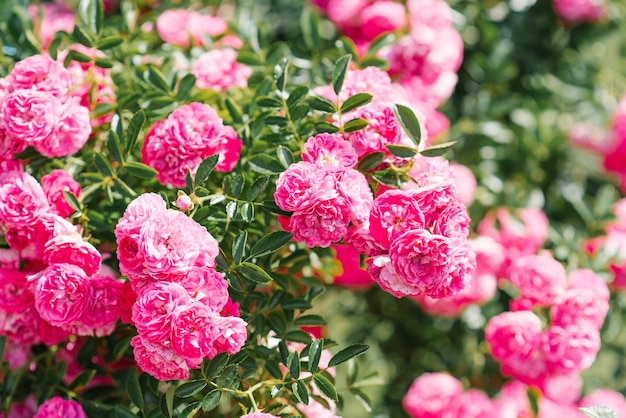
[0,122,27,159]
[192,48,252,91]
[115,193,167,240]
[274,162,339,212]
[284,196,352,248]
[189,13,228,44]
[44,234,102,276]
[553,0,606,22]
[568,269,610,301]
[492,380,532,418]
[33,396,86,418]
[335,169,373,223]
[551,288,609,330]
[181,267,229,312]
[6,55,71,97]
[485,310,543,364]
[403,373,463,418]
[37,96,91,158]
[132,281,193,343]
[29,2,75,48]
[0,171,49,226]
[450,163,476,207]
[539,373,583,404]
[443,389,493,418]
[34,263,90,327]
[542,324,601,374]
[302,133,358,171]
[407,0,452,30]
[507,253,567,307]
[131,335,190,381]
[537,398,585,418]
[156,10,195,46]
[40,169,81,218]
[211,315,247,356]
[2,90,60,146]
[170,302,220,362]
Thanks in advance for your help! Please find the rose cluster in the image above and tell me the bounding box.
[0,54,92,160]
[274,132,373,248]
[0,169,125,365]
[141,102,242,187]
[115,193,247,381]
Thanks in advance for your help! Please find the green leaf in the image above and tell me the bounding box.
[420,141,457,157]
[291,381,310,405]
[224,98,243,124]
[308,96,337,113]
[579,406,619,418]
[96,36,123,50]
[241,203,254,222]
[123,161,157,179]
[94,102,115,118]
[281,299,312,310]
[393,104,421,147]
[340,93,373,114]
[94,57,114,68]
[294,315,327,326]
[308,340,323,374]
[386,144,417,159]
[274,58,288,92]
[249,231,294,258]
[333,54,352,95]
[63,190,81,213]
[357,152,385,171]
[226,201,237,218]
[300,7,320,50]
[248,155,285,175]
[287,85,310,107]
[285,330,313,344]
[146,65,171,92]
[69,49,92,63]
[328,344,369,367]
[107,131,124,163]
[232,231,248,264]
[315,122,341,134]
[114,405,136,418]
[175,380,207,398]
[359,56,389,69]
[343,118,369,133]
[195,154,220,186]
[237,51,263,66]
[68,369,97,390]
[366,32,395,55]
[165,385,176,418]
[265,116,288,126]
[238,262,273,284]
[287,352,300,379]
[94,153,114,176]
[177,74,196,101]
[127,371,144,409]
[350,387,373,412]
[257,96,283,108]
[247,176,269,201]
[124,110,146,154]
[179,403,200,418]
[72,25,93,47]
[0,336,5,361]
[202,353,229,381]
[201,390,222,412]
[277,145,294,168]
[313,375,338,401]
[78,0,104,33]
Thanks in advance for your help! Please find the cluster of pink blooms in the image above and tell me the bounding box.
[403,372,626,418]
[313,0,463,138]
[141,102,242,187]
[553,0,607,22]
[156,9,228,47]
[192,47,252,91]
[0,169,127,366]
[274,132,373,248]
[0,54,92,160]
[115,193,247,381]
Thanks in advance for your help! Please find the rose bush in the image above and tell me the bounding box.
[1,0,626,417]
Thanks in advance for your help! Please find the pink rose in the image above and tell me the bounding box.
[40,169,81,218]
[33,396,86,418]
[156,10,195,46]
[369,190,426,248]
[189,13,227,43]
[240,413,280,418]
[358,1,407,42]
[81,274,125,333]
[0,269,32,313]
[115,193,167,239]
[212,125,242,172]
[542,324,601,373]
[507,253,567,307]
[331,244,375,288]
[170,302,220,362]
[335,169,373,223]
[36,96,91,158]
[284,196,352,248]
[131,335,190,381]
[6,55,71,97]
[580,389,626,418]
[181,267,229,312]
[211,315,248,356]
[34,263,90,327]
[302,133,358,171]
[274,162,339,212]
[44,234,102,276]
[2,90,60,146]
[0,171,49,226]
[553,0,606,22]
[403,373,463,418]
[29,2,75,49]
[344,102,402,159]
[551,288,609,330]
[192,48,252,91]
[485,311,543,364]
[443,389,493,418]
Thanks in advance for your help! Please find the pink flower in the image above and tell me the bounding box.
[542,324,601,373]
[568,269,610,301]
[44,234,102,277]
[344,102,402,158]
[188,13,228,43]
[240,413,280,418]
[40,170,81,218]
[580,389,626,418]
[182,267,229,312]
[443,389,493,418]
[2,90,60,146]
[29,2,75,49]
[335,169,373,223]
[33,396,86,418]
[283,196,352,248]
[175,194,193,211]
[540,373,583,404]
[115,193,167,240]
[537,398,585,418]
[485,311,543,364]
[492,380,532,418]
[369,190,426,248]
[131,335,190,381]
[358,1,407,42]
[1,307,43,345]
[388,230,474,298]
[36,96,91,158]
[0,171,49,226]
[81,275,124,334]
[156,10,196,46]
[132,282,193,343]
[301,133,358,171]
[192,48,252,91]
[6,55,71,97]
[322,66,394,103]
[170,302,220,362]
[0,121,27,159]
[407,0,452,30]
[331,244,375,288]
[345,221,388,257]
[450,163,476,207]
[165,102,224,154]
[553,0,607,22]
[213,125,242,172]
[550,288,609,330]
[274,162,339,212]
[403,373,463,418]
[33,263,90,327]
[211,315,247,356]
[507,254,567,307]
[0,269,32,313]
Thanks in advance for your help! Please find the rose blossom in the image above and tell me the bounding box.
[274,162,339,212]
[443,389,493,418]
[0,268,32,314]
[240,413,279,418]
[36,96,91,158]
[33,396,86,418]
[44,234,102,277]
[344,102,402,159]
[131,335,190,381]
[550,288,609,330]
[485,311,543,364]
[192,48,252,91]
[369,190,426,248]
[507,253,567,306]
[403,373,463,418]
[211,315,248,356]
[542,324,601,373]
[0,171,49,226]
[358,1,407,42]
[553,0,606,22]
[33,263,91,327]
[301,133,358,171]
[2,90,60,146]
[29,2,76,49]
[6,55,71,97]
[335,169,373,223]
[115,193,167,240]
[283,196,352,248]
[40,169,81,218]
[170,302,220,362]
[182,267,229,312]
